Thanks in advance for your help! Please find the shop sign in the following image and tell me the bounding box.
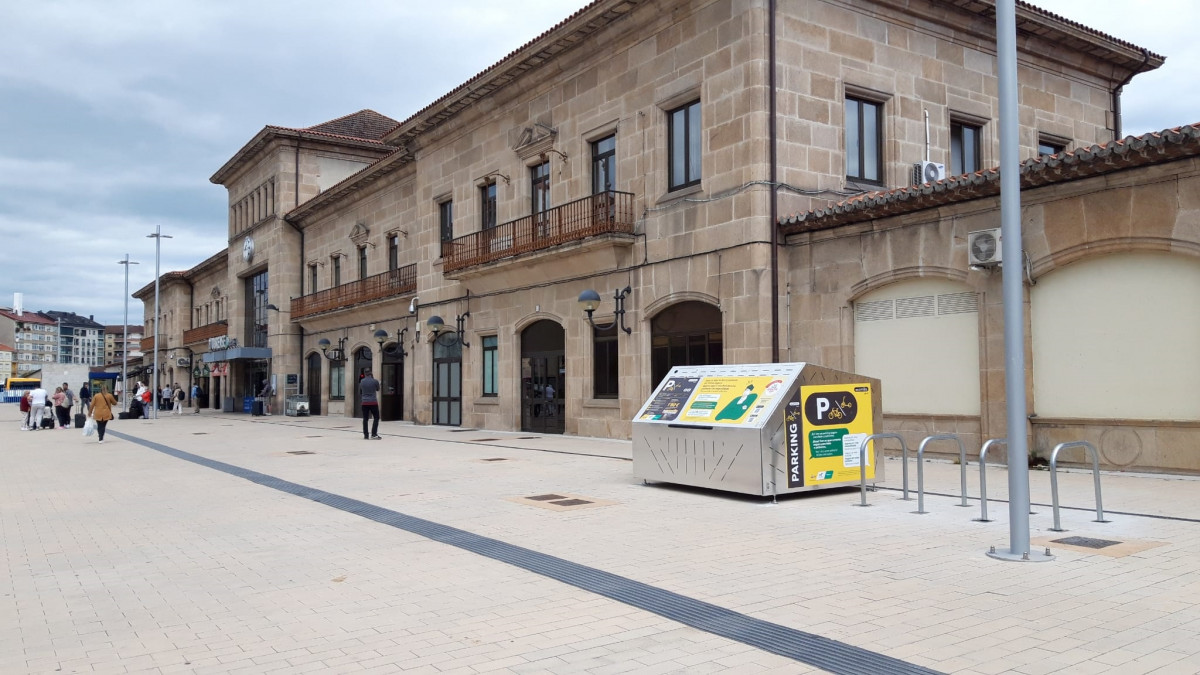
[208,336,240,351]
[799,383,874,486]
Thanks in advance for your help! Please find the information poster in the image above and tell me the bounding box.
[681,376,789,425]
[637,376,700,422]
[801,383,874,485]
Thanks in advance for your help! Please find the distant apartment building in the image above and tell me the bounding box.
[0,308,58,374]
[105,324,145,364]
[0,343,14,380]
[40,311,105,366]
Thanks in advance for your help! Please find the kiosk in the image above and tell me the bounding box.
[632,363,882,497]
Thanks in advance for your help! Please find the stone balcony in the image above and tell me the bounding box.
[183,321,228,345]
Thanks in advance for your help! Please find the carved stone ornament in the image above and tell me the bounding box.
[514,122,558,160]
[349,222,370,247]
[210,286,221,299]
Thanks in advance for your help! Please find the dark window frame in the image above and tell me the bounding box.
[329,361,345,401]
[845,96,884,185]
[387,236,398,272]
[481,335,498,397]
[530,161,550,215]
[480,182,497,231]
[308,264,318,294]
[592,325,619,399]
[950,120,982,176]
[439,200,454,244]
[592,134,616,194]
[357,245,368,280]
[667,100,701,191]
[331,255,341,287]
[1038,138,1066,157]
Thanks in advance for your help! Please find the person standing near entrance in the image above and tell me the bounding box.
[359,369,381,440]
[192,382,202,413]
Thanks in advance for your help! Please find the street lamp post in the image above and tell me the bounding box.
[117,255,140,409]
[147,225,172,420]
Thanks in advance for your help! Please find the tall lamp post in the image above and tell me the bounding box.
[117,255,140,408]
[147,225,172,420]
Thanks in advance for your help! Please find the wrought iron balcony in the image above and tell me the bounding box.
[183,320,228,345]
[292,263,417,319]
[442,191,635,273]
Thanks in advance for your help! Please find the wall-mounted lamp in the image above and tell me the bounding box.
[317,336,347,361]
[544,148,569,161]
[578,286,632,335]
[265,304,280,311]
[373,328,408,359]
[426,312,470,347]
[409,296,419,314]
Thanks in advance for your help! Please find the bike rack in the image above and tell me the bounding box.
[855,433,906,507]
[974,438,1006,522]
[916,434,966,514]
[1049,440,1109,532]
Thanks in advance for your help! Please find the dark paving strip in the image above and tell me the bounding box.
[111,430,942,675]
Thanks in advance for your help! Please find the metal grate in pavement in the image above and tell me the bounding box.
[288,451,316,455]
[111,430,943,675]
[1052,536,1122,549]
[480,457,508,462]
[526,493,566,501]
[550,498,591,507]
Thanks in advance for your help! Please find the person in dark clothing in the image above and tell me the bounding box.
[359,369,381,440]
[79,383,91,413]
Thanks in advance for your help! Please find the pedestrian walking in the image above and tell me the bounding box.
[191,383,202,413]
[88,385,119,444]
[160,384,172,411]
[79,382,91,413]
[172,383,185,415]
[61,382,75,428]
[28,384,47,431]
[359,369,381,440]
[52,386,68,428]
[19,391,31,430]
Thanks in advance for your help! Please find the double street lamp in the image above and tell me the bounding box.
[147,225,172,420]
[117,254,139,407]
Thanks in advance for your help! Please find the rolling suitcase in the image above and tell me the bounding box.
[75,413,86,429]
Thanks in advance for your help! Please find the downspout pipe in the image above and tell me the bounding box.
[768,0,780,363]
[1112,48,1150,140]
[285,132,306,395]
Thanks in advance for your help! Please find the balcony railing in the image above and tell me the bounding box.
[292,263,418,319]
[183,320,228,345]
[442,191,635,273]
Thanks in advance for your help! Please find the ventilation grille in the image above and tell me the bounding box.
[855,292,979,322]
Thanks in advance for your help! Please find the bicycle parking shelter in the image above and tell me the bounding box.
[633,363,883,497]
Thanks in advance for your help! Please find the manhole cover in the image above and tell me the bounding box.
[481,457,508,462]
[527,494,567,501]
[517,436,538,440]
[305,435,323,438]
[1051,536,1122,549]
[192,432,208,435]
[472,438,501,442]
[288,451,316,455]
[550,499,592,506]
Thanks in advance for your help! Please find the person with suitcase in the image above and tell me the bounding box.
[52,387,68,428]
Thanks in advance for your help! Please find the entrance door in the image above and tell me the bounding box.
[650,301,723,390]
[432,334,462,426]
[381,343,404,421]
[352,347,372,419]
[306,352,322,416]
[521,320,565,434]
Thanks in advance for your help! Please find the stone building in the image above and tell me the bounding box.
[142,0,1200,472]
[0,308,58,374]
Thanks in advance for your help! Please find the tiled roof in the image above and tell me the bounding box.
[305,110,399,141]
[133,271,188,299]
[105,325,144,335]
[0,309,55,324]
[779,124,1200,233]
[0,343,14,352]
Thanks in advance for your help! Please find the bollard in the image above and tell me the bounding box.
[856,433,907,507]
[916,434,966,514]
[1049,441,1108,532]
[975,438,1006,522]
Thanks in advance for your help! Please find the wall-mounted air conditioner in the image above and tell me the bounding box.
[176,357,191,367]
[967,228,1003,266]
[913,161,947,184]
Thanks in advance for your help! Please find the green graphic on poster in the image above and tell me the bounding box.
[681,376,786,425]
[802,383,874,484]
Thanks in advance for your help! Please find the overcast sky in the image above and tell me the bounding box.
[0,0,1196,328]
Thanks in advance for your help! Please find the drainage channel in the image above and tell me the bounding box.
[109,429,941,675]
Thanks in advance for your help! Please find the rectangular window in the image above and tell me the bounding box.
[845,97,883,184]
[480,182,497,231]
[329,361,345,400]
[481,335,498,397]
[388,236,399,271]
[331,256,341,287]
[592,325,618,399]
[439,200,454,244]
[592,134,616,194]
[309,264,318,294]
[1038,139,1065,157]
[668,101,701,190]
[358,245,368,279]
[950,121,981,176]
[531,161,550,214]
[244,269,269,349]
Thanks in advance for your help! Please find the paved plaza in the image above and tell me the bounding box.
[2,406,1200,674]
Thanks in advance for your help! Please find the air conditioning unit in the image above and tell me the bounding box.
[176,357,191,366]
[913,161,947,184]
[967,228,1003,266]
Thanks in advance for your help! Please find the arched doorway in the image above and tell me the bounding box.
[352,346,372,419]
[305,352,322,416]
[380,341,404,421]
[432,333,462,426]
[650,301,723,388]
[521,320,564,434]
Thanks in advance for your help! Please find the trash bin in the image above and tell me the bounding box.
[251,398,264,416]
[222,396,235,413]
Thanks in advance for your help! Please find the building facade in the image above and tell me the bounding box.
[0,308,59,374]
[143,0,1200,472]
[40,311,105,366]
[104,324,144,365]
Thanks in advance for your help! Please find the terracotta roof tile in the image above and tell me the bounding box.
[0,309,55,324]
[305,110,399,141]
[779,123,1200,233]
